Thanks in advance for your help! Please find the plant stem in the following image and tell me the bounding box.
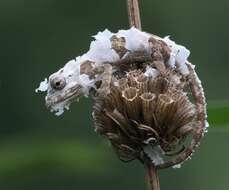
[144,158,160,190]
[126,1,160,189]
[126,0,142,30]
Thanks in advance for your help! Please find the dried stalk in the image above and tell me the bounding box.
[126,1,160,189]
[144,156,160,190]
[127,0,142,30]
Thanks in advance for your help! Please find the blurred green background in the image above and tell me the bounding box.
[1,0,229,189]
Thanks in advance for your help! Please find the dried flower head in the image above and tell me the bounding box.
[35,1,208,189]
[36,28,207,168]
[93,59,205,167]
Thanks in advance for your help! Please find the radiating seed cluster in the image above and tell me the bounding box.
[93,65,197,162]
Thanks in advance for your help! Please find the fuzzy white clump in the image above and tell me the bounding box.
[205,121,209,129]
[204,120,209,133]
[117,27,151,53]
[51,103,65,116]
[63,57,82,77]
[86,27,152,64]
[164,36,190,75]
[143,145,164,166]
[87,30,120,64]
[36,78,48,93]
[172,164,182,169]
[144,66,159,78]
[78,74,95,96]
[50,101,71,116]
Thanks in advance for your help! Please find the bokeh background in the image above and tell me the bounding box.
[1,0,229,189]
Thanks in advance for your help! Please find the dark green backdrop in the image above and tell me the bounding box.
[1,0,229,190]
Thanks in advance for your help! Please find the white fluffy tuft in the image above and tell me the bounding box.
[164,36,190,75]
[144,66,159,78]
[36,78,48,93]
[143,145,164,166]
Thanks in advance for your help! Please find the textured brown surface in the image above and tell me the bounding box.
[79,32,208,172]
[93,60,198,164]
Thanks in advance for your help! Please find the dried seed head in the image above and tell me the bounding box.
[36,27,207,168]
[93,63,200,166]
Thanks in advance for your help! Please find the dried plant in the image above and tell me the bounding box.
[93,67,196,162]
[36,0,208,189]
[92,50,207,189]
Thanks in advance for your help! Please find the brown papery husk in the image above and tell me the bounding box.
[122,87,141,120]
[140,92,156,126]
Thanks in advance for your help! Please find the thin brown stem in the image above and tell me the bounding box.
[144,158,160,190]
[126,0,142,30]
